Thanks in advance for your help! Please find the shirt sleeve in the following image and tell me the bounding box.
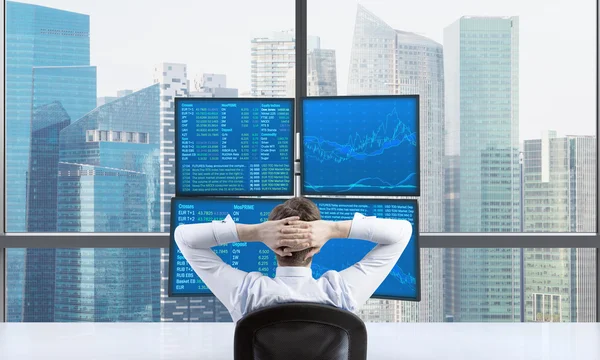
[339,213,413,309]
[173,215,247,314]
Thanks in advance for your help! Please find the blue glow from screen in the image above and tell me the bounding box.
[176,98,293,196]
[170,197,419,300]
[302,96,419,196]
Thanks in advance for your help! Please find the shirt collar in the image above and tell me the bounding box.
[275,266,312,278]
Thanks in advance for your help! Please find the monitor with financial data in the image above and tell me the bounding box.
[169,197,420,301]
[301,95,419,196]
[175,98,294,196]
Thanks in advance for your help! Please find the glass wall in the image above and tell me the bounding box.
[6,248,596,322]
[4,0,295,322]
[307,0,597,234]
[2,0,597,324]
[5,0,295,233]
[302,0,597,324]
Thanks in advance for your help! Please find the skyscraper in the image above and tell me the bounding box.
[6,1,95,321]
[191,73,238,98]
[24,102,71,321]
[443,16,521,322]
[154,64,189,321]
[287,48,338,97]
[52,84,161,321]
[523,131,596,322]
[251,31,320,97]
[154,64,232,322]
[347,5,445,322]
[154,63,189,233]
[6,1,94,232]
[27,66,97,232]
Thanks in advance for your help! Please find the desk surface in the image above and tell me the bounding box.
[1,323,599,360]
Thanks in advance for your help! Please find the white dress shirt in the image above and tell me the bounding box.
[174,213,412,322]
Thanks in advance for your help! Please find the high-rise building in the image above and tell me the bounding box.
[154,63,189,233]
[443,16,521,322]
[191,73,238,98]
[346,5,445,322]
[6,1,95,322]
[286,48,338,97]
[6,1,94,232]
[51,84,161,321]
[523,131,596,322]
[251,31,320,97]
[27,66,97,232]
[154,64,232,322]
[23,102,71,322]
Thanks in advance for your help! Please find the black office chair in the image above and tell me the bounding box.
[234,302,368,360]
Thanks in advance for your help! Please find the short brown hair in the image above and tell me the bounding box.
[268,197,321,266]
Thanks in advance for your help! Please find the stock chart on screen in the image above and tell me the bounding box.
[169,197,419,301]
[302,96,419,196]
[175,98,294,196]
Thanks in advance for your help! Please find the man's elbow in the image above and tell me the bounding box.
[174,225,187,248]
[389,220,413,245]
[401,221,413,241]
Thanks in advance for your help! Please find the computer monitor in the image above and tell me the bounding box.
[175,98,294,196]
[308,197,420,301]
[169,197,285,296]
[169,197,419,301]
[301,95,419,196]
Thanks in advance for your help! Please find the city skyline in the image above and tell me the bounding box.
[9,0,597,141]
[3,0,597,323]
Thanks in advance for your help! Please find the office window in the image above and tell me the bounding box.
[6,248,595,323]
[4,0,294,323]
[5,0,294,234]
[308,0,597,233]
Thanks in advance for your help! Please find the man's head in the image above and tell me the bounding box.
[268,197,321,267]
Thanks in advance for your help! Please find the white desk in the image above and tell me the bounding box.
[1,323,599,359]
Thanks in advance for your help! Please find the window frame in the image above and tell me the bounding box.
[1,0,598,323]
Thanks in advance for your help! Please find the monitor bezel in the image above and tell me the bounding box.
[299,95,421,197]
[168,196,420,302]
[174,97,296,197]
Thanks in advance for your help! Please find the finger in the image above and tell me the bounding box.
[284,221,310,229]
[279,234,310,241]
[280,227,310,234]
[279,216,300,224]
[277,239,312,247]
[304,248,321,261]
[287,220,309,227]
[273,248,292,257]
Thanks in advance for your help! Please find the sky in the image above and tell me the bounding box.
[9,0,598,141]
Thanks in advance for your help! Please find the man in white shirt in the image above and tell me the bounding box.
[174,197,412,322]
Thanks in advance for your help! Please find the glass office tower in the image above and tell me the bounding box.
[443,17,521,322]
[52,84,161,321]
[6,1,95,321]
[23,103,71,321]
[153,64,233,322]
[347,5,445,322]
[6,1,93,231]
[27,67,97,232]
[307,49,337,96]
[523,132,597,322]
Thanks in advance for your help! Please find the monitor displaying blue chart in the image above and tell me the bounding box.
[169,197,419,301]
[169,198,285,296]
[309,198,419,301]
[301,96,419,196]
[175,98,294,196]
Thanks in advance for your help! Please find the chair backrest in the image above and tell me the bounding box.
[234,302,367,360]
